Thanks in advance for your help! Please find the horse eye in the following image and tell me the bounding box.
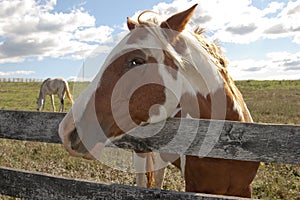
[128,57,146,67]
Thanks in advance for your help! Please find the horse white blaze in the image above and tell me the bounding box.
[147,52,180,123]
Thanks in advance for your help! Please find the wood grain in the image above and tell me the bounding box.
[110,118,300,164]
[0,110,299,164]
[0,110,64,143]
[0,167,242,200]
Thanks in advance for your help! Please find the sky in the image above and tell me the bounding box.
[0,0,299,81]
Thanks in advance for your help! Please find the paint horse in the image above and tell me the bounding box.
[37,78,74,112]
[59,4,259,198]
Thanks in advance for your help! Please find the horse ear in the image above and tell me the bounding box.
[160,4,197,32]
[127,17,138,31]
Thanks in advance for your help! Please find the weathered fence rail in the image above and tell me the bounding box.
[0,78,43,82]
[1,166,240,200]
[0,109,299,199]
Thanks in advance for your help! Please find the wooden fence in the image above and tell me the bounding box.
[0,78,43,82]
[0,109,299,199]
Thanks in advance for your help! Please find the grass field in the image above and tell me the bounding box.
[0,80,299,199]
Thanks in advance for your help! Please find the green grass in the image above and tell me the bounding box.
[0,82,74,111]
[0,80,299,199]
[236,80,300,124]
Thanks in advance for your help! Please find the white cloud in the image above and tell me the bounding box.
[146,0,300,44]
[0,70,35,76]
[1,0,298,80]
[292,34,300,44]
[263,1,300,41]
[262,1,285,16]
[143,0,300,80]
[0,0,114,64]
[75,26,114,43]
[228,51,300,80]
[0,54,25,64]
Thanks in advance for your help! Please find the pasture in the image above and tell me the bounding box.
[0,80,299,199]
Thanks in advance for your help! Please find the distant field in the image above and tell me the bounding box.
[0,80,299,199]
[0,82,74,111]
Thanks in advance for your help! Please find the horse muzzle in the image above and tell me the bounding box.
[58,108,104,160]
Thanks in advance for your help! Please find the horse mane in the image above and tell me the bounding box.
[193,28,228,68]
[137,10,162,27]
[40,78,51,94]
[39,78,51,96]
[41,78,51,87]
[192,29,235,85]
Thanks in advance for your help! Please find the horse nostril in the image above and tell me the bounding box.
[69,129,79,150]
[69,128,88,154]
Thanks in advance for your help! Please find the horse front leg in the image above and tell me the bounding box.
[50,95,56,112]
[133,152,149,188]
[41,96,46,111]
[133,152,166,189]
[154,163,166,188]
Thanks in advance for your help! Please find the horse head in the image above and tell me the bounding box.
[60,4,205,158]
[59,2,253,169]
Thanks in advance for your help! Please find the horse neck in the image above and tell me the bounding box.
[186,33,252,123]
[38,89,44,100]
[177,59,252,122]
[38,81,47,100]
[180,84,251,123]
[209,80,253,123]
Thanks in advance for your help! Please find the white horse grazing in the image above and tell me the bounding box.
[36,78,74,112]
